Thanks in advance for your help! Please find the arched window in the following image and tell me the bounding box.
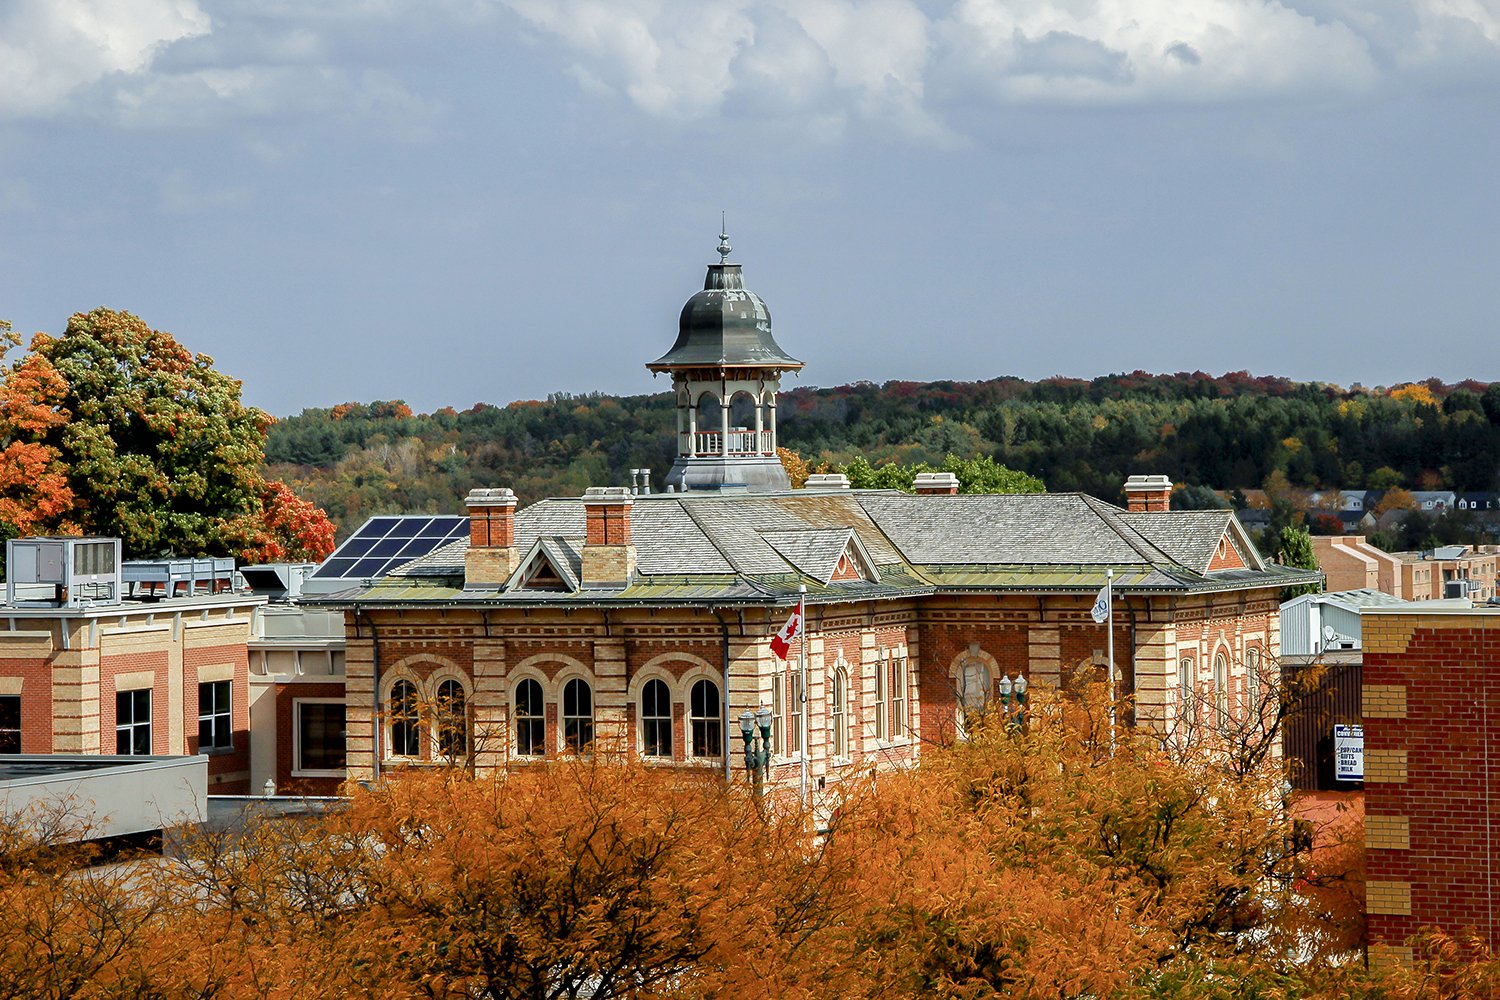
[875,650,888,741]
[890,653,907,739]
[389,680,422,757]
[435,679,468,759]
[690,679,722,758]
[641,678,672,758]
[1213,652,1229,722]
[831,667,848,758]
[783,669,802,757]
[515,679,545,757]
[1246,648,1262,713]
[1178,657,1193,707]
[562,678,594,752]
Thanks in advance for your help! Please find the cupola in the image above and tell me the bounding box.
[647,230,803,493]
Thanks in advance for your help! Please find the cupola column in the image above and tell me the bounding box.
[720,396,730,456]
[686,396,697,457]
[754,393,765,454]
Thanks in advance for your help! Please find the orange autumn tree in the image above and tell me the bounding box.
[0,310,334,565]
[0,320,75,540]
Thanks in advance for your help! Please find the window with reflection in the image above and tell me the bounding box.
[641,678,672,758]
[562,678,594,752]
[515,679,545,757]
[436,679,468,758]
[690,679,721,758]
[389,680,422,757]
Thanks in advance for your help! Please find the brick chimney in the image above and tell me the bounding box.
[1123,474,1172,513]
[581,486,636,586]
[804,473,850,490]
[464,488,519,586]
[913,472,960,496]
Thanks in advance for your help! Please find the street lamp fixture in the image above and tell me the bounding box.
[998,673,1028,725]
[739,706,773,801]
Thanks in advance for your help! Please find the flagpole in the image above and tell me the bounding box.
[1106,568,1116,756]
[798,584,809,811]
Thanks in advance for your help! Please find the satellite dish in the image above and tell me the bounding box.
[1322,625,1337,642]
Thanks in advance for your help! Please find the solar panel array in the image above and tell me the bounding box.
[310,515,469,580]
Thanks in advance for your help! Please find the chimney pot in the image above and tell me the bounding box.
[1123,474,1173,513]
[913,472,960,496]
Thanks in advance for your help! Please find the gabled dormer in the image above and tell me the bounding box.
[761,528,881,585]
[505,537,582,593]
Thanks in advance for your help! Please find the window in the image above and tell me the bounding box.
[831,668,848,758]
[435,679,468,759]
[890,654,907,740]
[515,679,545,757]
[1213,653,1229,722]
[1178,657,1193,709]
[562,678,594,752]
[875,651,888,741]
[0,695,19,754]
[389,680,422,757]
[197,680,232,752]
[1247,648,1262,710]
[690,679,722,758]
[783,670,802,756]
[116,689,151,755]
[295,701,346,773]
[772,674,784,755]
[641,678,672,758]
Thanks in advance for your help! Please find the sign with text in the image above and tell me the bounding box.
[1335,724,1364,782]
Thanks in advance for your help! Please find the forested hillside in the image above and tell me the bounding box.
[265,372,1500,535]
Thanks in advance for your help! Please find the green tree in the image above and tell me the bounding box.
[13,309,334,561]
[1276,524,1321,598]
[1171,483,1229,510]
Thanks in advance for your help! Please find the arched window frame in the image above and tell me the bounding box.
[1212,648,1230,725]
[950,646,998,737]
[639,677,674,759]
[432,676,469,761]
[513,676,547,758]
[386,678,423,759]
[688,677,723,760]
[561,677,595,754]
[831,658,849,760]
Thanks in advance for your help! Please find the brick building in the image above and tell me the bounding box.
[1362,604,1500,964]
[308,239,1316,809]
[0,541,265,794]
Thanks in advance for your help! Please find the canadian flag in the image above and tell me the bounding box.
[770,598,804,660]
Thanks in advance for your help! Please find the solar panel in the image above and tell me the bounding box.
[310,515,469,580]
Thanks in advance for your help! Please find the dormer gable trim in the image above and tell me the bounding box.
[505,537,581,593]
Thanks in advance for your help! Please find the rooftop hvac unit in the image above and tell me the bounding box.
[5,538,122,609]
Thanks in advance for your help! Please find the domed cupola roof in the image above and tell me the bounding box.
[646,232,803,373]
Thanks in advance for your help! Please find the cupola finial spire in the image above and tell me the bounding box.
[717,213,731,263]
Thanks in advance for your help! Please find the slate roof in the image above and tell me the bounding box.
[317,488,1319,609]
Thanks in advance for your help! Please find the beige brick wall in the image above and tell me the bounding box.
[1367,880,1413,916]
[1366,748,1408,783]
[1366,814,1411,851]
[1363,684,1408,719]
[1369,944,1414,970]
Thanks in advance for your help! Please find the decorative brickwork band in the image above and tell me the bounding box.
[1366,880,1413,916]
[1365,814,1411,851]
[1365,748,1408,783]
[1362,684,1408,719]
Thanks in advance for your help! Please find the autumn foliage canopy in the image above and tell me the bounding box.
[0,310,334,564]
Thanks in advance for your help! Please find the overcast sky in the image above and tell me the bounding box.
[2,0,1498,416]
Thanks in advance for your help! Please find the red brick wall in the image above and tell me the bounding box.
[0,656,55,753]
[185,643,252,794]
[99,650,170,755]
[1365,621,1500,951]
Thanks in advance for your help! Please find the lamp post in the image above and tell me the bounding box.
[998,674,1028,726]
[739,706,773,804]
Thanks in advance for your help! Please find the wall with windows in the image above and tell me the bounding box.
[0,596,263,794]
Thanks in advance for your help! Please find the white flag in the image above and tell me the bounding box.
[1090,583,1110,624]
